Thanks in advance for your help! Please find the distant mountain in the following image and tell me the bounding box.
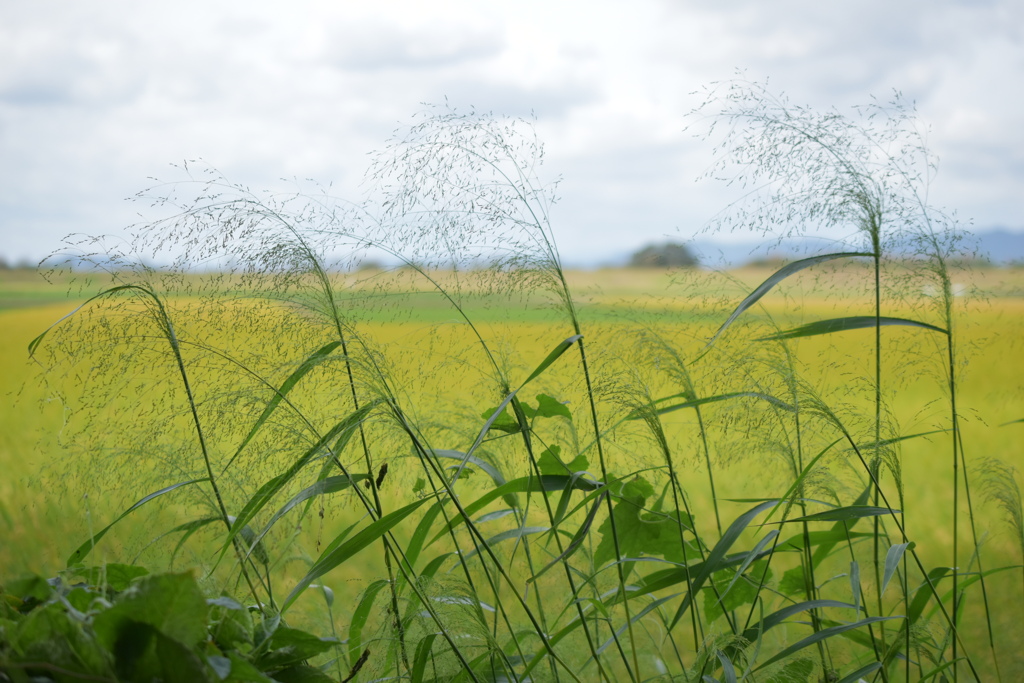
[681,228,1024,268]
[973,229,1024,264]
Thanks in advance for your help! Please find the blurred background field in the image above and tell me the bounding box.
[2,262,1023,674]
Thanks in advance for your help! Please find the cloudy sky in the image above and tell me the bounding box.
[1,0,1021,265]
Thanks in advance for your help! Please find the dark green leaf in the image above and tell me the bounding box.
[256,626,339,669]
[93,573,209,651]
[537,444,588,476]
[757,316,947,341]
[73,563,150,592]
[783,505,897,524]
[522,394,572,421]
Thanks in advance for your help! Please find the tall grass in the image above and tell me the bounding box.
[15,86,1020,681]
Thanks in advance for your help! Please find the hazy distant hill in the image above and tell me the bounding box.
[681,228,1024,268]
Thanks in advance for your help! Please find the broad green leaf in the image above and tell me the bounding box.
[467,335,581,456]
[8,601,111,675]
[753,616,901,672]
[703,565,762,624]
[67,478,208,566]
[521,394,572,421]
[703,252,872,351]
[779,565,807,597]
[479,403,521,434]
[537,444,588,476]
[72,564,150,592]
[153,629,209,682]
[256,626,339,670]
[783,505,897,524]
[283,496,431,611]
[93,572,209,650]
[882,542,911,595]
[757,316,947,341]
[594,476,693,574]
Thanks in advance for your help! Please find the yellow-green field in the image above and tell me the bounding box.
[2,264,1024,677]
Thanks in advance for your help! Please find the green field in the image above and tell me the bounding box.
[3,263,1024,679]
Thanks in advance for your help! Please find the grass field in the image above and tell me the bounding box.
[3,262,1024,680]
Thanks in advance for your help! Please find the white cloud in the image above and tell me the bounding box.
[1,0,1022,263]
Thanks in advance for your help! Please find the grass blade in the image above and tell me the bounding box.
[782,505,897,524]
[222,341,342,473]
[219,403,376,562]
[247,475,367,556]
[668,500,778,629]
[29,284,153,356]
[752,616,901,672]
[283,496,432,611]
[836,662,882,683]
[67,478,208,566]
[630,391,795,419]
[703,252,872,350]
[882,542,911,595]
[528,491,607,583]
[462,526,550,561]
[348,579,389,668]
[757,316,947,341]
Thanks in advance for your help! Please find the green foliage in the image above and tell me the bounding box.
[0,569,340,683]
[6,82,1018,682]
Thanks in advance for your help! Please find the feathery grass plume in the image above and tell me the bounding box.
[980,458,1024,590]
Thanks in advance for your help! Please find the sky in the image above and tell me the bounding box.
[1,0,1022,266]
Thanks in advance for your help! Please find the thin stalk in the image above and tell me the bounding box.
[148,292,266,612]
